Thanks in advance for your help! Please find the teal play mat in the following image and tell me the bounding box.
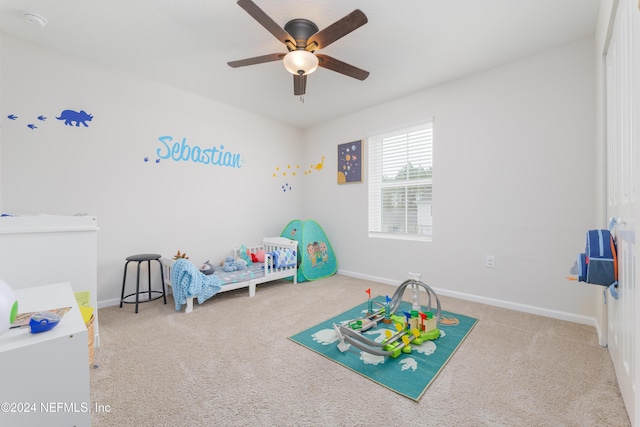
[289,296,478,401]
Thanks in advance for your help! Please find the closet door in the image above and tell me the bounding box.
[605,1,639,424]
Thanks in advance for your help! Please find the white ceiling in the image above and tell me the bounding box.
[0,0,600,129]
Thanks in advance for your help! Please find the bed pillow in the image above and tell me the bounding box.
[255,250,266,263]
[239,245,252,265]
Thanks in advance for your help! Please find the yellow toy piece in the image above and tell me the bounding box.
[401,335,412,353]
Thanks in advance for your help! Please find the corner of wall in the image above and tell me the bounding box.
[593,0,617,348]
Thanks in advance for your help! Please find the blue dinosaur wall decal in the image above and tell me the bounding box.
[56,109,93,127]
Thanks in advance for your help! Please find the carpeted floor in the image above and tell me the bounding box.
[91,274,630,426]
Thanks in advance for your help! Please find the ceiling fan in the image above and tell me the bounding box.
[228,0,369,97]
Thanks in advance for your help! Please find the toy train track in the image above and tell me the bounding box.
[333,279,442,358]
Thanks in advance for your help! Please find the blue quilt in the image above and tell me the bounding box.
[269,249,297,268]
[171,259,223,311]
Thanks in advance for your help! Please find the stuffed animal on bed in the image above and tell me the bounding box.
[199,260,215,275]
[238,245,253,266]
[222,256,247,272]
[235,258,247,270]
[173,250,189,260]
[222,256,236,272]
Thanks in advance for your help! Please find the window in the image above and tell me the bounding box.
[368,120,433,241]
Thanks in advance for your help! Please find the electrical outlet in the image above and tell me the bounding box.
[485,255,495,268]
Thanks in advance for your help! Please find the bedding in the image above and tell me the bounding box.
[214,262,265,285]
[171,259,223,311]
[270,248,296,268]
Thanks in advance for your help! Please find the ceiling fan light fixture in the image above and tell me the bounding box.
[24,12,48,27]
[283,50,318,76]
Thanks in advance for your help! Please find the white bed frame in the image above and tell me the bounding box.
[161,237,298,313]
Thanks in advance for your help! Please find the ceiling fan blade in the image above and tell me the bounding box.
[294,74,307,96]
[305,10,367,51]
[227,53,285,68]
[316,54,369,81]
[237,0,295,49]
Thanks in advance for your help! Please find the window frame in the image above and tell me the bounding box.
[367,119,433,242]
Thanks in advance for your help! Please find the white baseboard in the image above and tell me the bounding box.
[594,320,607,347]
[99,298,121,308]
[337,269,597,328]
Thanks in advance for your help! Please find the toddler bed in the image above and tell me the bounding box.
[161,237,298,313]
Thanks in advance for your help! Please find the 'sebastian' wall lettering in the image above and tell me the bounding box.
[156,136,243,168]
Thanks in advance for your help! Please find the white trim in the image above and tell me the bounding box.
[98,297,122,308]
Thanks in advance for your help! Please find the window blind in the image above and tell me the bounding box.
[368,120,433,240]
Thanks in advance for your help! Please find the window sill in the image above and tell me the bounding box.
[368,232,432,242]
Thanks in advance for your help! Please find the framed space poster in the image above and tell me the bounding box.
[337,140,363,184]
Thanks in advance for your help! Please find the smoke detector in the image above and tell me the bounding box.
[24,13,48,28]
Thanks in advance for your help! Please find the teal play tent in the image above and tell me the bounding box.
[281,219,337,282]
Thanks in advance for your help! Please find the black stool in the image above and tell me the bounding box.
[120,253,166,313]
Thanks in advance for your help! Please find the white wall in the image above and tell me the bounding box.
[0,33,603,323]
[302,38,600,323]
[0,35,304,306]
[0,32,3,208]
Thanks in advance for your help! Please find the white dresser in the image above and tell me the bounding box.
[0,214,99,345]
[0,282,91,427]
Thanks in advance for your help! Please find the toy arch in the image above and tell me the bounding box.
[389,279,441,323]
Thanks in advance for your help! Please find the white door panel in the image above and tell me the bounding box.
[605,1,638,425]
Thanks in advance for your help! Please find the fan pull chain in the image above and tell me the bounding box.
[299,95,305,103]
